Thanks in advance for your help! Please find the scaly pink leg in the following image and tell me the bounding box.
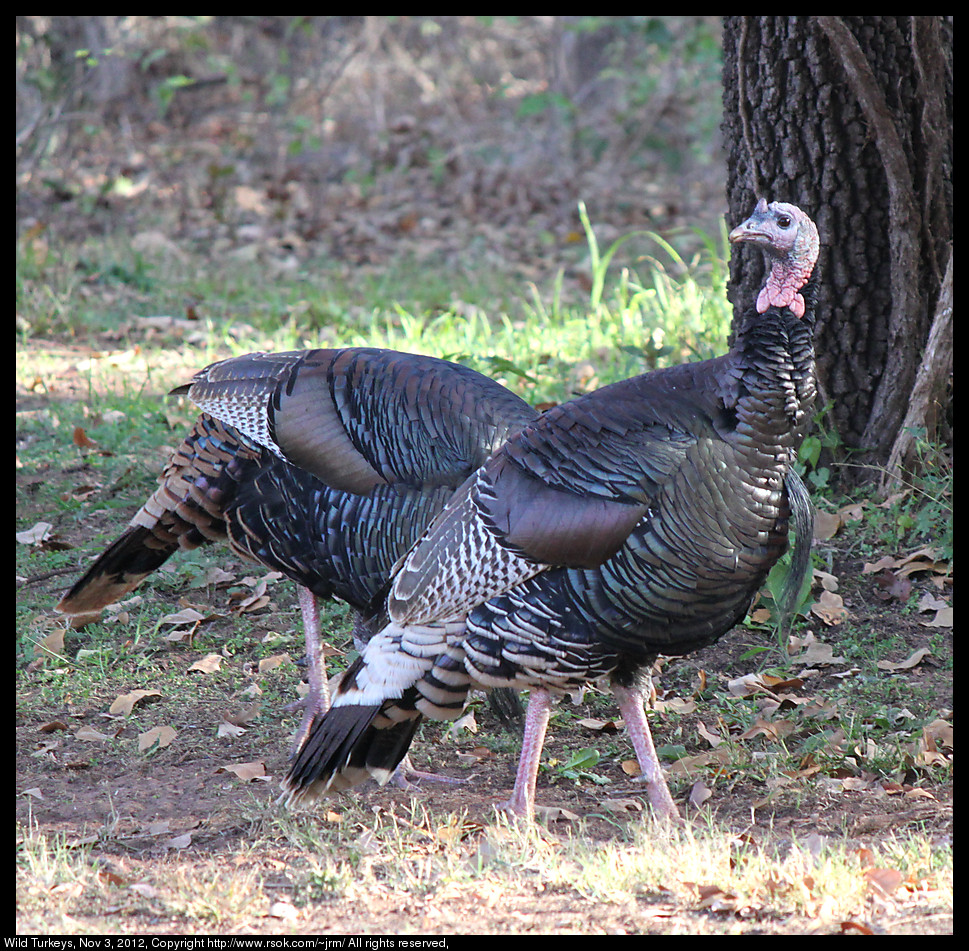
[287,587,331,756]
[498,688,553,818]
[613,683,680,821]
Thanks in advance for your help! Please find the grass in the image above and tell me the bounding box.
[17,213,733,405]
[17,805,952,933]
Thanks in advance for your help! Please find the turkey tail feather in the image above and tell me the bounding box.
[281,704,421,805]
[57,526,175,616]
[779,467,814,626]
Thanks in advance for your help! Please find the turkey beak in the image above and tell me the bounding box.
[729,217,765,246]
[729,198,772,247]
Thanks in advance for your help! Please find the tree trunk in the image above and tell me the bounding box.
[721,16,952,485]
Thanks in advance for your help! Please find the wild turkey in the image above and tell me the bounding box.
[57,348,539,757]
[279,199,820,820]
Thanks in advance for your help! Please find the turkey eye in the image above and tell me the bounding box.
[778,215,792,228]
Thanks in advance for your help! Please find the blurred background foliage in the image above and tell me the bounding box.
[16,16,727,277]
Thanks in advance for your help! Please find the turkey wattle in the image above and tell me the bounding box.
[280,200,820,820]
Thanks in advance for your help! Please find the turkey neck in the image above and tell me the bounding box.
[718,278,818,476]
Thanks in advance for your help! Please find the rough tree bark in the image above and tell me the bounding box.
[721,16,951,487]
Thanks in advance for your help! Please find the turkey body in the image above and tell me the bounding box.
[281,200,820,819]
[180,347,539,627]
[58,348,539,748]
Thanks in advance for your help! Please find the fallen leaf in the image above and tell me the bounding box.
[668,747,732,777]
[455,745,493,766]
[189,654,223,674]
[790,631,847,665]
[163,833,193,850]
[602,798,643,813]
[16,521,53,545]
[810,590,850,626]
[218,761,268,782]
[65,833,99,848]
[726,673,770,697]
[920,606,952,628]
[217,721,246,738]
[813,509,842,540]
[862,555,898,574]
[865,867,904,899]
[896,545,941,565]
[39,719,70,733]
[138,725,176,751]
[65,484,100,502]
[739,717,796,742]
[72,426,98,449]
[236,594,270,615]
[50,882,84,900]
[837,501,867,522]
[446,710,478,738]
[162,628,194,644]
[689,883,740,912]
[577,717,620,732]
[230,576,275,614]
[697,720,724,747]
[204,566,236,585]
[872,569,912,602]
[160,607,207,627]
[32,628,66,664]
[915,721,952,769]
[75,726,115,742]
[109,689,162,716]
[653,696,696,715]
[688,780,713,809]
[31,738,59,758]
[864,547,949,580]
[533,804,580,821]
[903,787,939,801]
[922,718,953,750]
[763,674,805,692]
[222,702,261,726]
[257,654,291,673]
[813,568,840,592]
[917,592,949,613]
[876,648,932,671]
[243,571,284,586]
[875,490,911,509]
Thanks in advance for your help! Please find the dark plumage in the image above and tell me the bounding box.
[57,348,538,753]
[280,200,820,820]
